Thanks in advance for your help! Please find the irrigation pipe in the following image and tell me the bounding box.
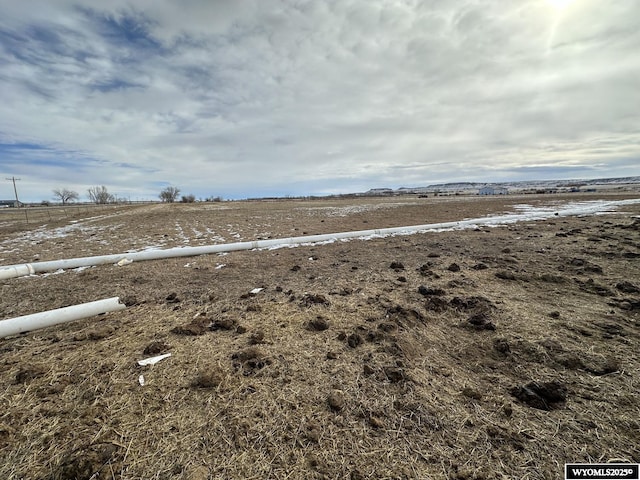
[0,297,126,338]
[0,198,638,281]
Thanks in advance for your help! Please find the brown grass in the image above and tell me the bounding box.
[1,192,639,479]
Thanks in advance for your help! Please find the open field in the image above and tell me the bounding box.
[1,193,639,479]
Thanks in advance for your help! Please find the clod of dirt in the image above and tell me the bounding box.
[143,341,171,355]
[450,296,495,312]
[383,366,406,383]
[192,366,225,389]
[327,390,345,412]
[447,263,461,272]
[290,265,301,272]
[586,357,620,376]
[378,322,397,333]
[386,304,426,324]
[472,263,488,270]
[165,292,181,304]
[364,328,384,343]
[306,316,330,331]
[326,351,338,360]
[510,381,567,410]
[15,365,47,384]
[210,317,236,331]
[236,325,247,334]
[171,317,210,336]
[248,330,265,345]
[347,333,363,348]
[493,338,511,355]
[556,353,585,370]
[232,347,270,375]
[55,443,120,480]
[300,293,330,307]
[389,261,405,271]
[120,295,139,307]
[417,264,440,278]
[424,297,448,312]
[495,270,517,280]
[397,276,407,283]
[616,281,640,294]
[418,285,446,296]
[467,312,496,330]
[363,363,376,375]
[461,387,482,400]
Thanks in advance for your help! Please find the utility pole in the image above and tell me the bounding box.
[6,176,21,207]
[6,176,27,223]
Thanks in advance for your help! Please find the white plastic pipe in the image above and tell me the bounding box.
[0,297,126,338]
[0,198,638,280]
[0,220,466,280]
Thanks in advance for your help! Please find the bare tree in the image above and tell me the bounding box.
[52,188,79,205]
[159,186,181,203]
[87,185,114,204]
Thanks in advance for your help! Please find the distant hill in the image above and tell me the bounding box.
[363,176,640,196]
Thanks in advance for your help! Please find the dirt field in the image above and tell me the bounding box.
[1,193,639,479]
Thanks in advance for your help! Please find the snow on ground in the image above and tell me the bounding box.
[298,202,413,217]
[0,222,124,254]
[265,199,640,249]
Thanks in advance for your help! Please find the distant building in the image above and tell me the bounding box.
[478,186,508,195]
[0,199,20,207]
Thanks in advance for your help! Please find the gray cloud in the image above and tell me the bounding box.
[0,0,638,201]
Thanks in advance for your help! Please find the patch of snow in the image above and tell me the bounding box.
[298,202,413,217]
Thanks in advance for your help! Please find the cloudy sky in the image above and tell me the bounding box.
[0,0,638,202]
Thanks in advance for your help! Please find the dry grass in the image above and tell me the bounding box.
[1,193,639,479]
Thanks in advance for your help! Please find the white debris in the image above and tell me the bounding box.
[116,258,133,266]
[138,375,146,386]
[137,353,172,366]
[250,288,264,294]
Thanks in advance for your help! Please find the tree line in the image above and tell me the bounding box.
[52,186,221,204]
[51,186,114,204]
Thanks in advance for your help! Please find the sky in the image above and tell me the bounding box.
[0,0,638,202]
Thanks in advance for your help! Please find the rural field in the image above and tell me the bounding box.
[1,192,639,479]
